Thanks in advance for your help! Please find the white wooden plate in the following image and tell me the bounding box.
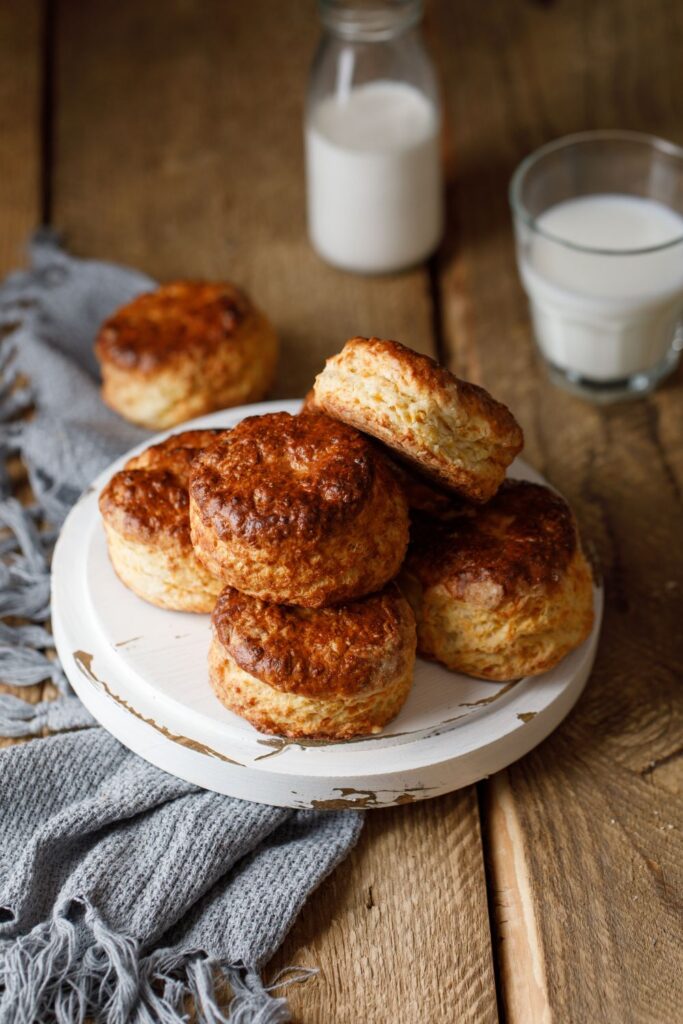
[52,400,603,809]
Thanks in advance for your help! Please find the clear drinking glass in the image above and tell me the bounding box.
[305,0,443,274]
[510,131,683,402]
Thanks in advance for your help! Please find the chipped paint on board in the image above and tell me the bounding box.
[254,705,491,762]
[306,785,439,810]
[73,650,243,766]
[459,678,520,708]
[517,711,538,723]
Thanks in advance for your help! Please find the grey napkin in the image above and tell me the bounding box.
[0,234,363,1023]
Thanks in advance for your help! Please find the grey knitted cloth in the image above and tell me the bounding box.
[0,234,363,1023]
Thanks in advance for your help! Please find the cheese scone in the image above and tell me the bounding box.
[401,480,594,680]
[209,584,416,739]
[95,281,278,429]
[99,430,224,612]
[189,411,410,607]
[314,336,523,503]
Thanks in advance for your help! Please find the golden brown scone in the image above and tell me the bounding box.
[401,480,594,680]
[209,583,416,739]
[313,336,523,503]
[99,429,224,612]
[189,411,410,607]
[95,282,278,429]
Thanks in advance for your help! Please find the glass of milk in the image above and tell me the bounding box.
[305,0,443,274]
[510,131,683,401]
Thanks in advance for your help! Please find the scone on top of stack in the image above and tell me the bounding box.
[313,336,524,503]
[188,411,409,607]
[95,281,278,430]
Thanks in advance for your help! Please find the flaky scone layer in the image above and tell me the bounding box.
[189,412,409,607]
[103,522,222,613]
[95,281,278,429]
[401,480,595,680]
[299,395,467,519]
[313,336,523,503]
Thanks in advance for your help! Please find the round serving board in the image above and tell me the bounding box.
[52,399,602,809]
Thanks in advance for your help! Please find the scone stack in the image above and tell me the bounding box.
[189,411,417,739]
[99,321,594,741]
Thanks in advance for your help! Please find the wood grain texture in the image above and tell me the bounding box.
[430,1,683,1020]
[0,2,47,747]
[0,1,41,274]
[269,791,497,1023]
[49,2,498,1020]
[54,0,435,394]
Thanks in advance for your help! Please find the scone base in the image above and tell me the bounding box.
[208,639,415,741]
[102,522,222,614]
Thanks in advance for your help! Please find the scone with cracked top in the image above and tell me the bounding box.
[209,583,416,739]
[401,480,594,680]
[189,411,410,607]
[99,429,225,612]
[313,336,523,503]
[95,281,278,429]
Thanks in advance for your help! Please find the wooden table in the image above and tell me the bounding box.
[1,2,681,1021]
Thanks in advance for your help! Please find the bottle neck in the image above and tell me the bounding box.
[319,0,423,42]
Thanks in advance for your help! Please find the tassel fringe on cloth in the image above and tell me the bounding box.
[1,900,314,1024]
[0,234,363,1023]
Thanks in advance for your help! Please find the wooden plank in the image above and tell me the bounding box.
[54,0,435,390]
[269,791,497,1023]
[430,1,683,1021]
[52,2,498,1020]
[0,1,42,274]
[0,1,47,747]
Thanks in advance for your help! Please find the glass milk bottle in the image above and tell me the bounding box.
[305,0,444,274]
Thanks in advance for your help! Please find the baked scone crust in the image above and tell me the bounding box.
[99,429,224,612]
[401,480,594,680]
[95,282,278,429]
[209,584,416,738]
[389,458,471,520]
[313,336,523,503]
[189,411,410,607]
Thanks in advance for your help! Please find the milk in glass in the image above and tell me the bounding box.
[519,194,683,382]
